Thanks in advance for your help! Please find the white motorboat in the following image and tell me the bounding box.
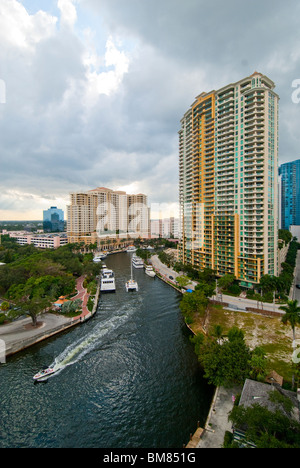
[101,268,116,292]
[93,252,107,263]
[126,245,137,253]
[33,367,57,382]
[145,265,156,277]
[93,255,102,263]
[132,255,144,269]
[126,261,138,292]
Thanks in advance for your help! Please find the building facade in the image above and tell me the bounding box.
[179,72,279,288]
[43,206,64,232]
[9,232,68,249]
[67,187,150,245]
[279,159,300,231]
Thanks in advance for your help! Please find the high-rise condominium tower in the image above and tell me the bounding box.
[179,72,279,288]
[67,187,149,245]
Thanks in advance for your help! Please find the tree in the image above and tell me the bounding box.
[179,290,208,324]
[228,401,300,448]
[61,298,82,315]
[248,347,268,382]
[218,274,236,292]
[16,296,51,327]
[280,300,300,346]
[0,301,10,312]
[176,275,190,288]
[280,300,300,388]
[194,326,252,387]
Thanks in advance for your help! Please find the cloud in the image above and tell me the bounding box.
[57,0,77,29]
[1,0,300,220]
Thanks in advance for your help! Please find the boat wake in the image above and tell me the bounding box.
[47,308,135,378]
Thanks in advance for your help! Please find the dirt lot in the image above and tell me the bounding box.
[190,303,300,382]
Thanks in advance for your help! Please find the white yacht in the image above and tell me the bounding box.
[126,262,138,292]
[101,268,116,292]
[145,265,156,278]
[132,255,144,269]
[126,245,137,253]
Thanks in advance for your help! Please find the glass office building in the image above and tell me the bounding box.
[279,159,300,230]
[43,206,65,232]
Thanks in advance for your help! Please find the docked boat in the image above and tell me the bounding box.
[93,252,107,263]
[126,262,138,292]
[145,265,156,278]
[33,367,57,382]
[126,245,137,253]
[101,268,116,292]
[132,255,144,269]
[93,255,102,263]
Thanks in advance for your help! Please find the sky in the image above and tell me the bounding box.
[1,0,300,220]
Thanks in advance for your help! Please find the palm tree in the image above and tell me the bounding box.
[280,300,300,346]
[279,299,300,389]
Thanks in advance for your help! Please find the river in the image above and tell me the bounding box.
[0,253,214,448]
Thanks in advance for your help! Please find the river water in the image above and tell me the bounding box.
[0,253,214,448]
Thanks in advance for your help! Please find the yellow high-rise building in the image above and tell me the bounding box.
[179,72,279,288]
[67,187,150,245]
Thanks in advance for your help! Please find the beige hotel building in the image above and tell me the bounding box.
[67,187,150,245]
[179,72,279,288]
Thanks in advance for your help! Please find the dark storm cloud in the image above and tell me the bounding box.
[1,0,300,218]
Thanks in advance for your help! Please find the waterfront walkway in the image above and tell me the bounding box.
[196,386,241,448]
[71,276,90,320]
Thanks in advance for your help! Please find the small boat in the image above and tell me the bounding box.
[126,261,138,292]
[132,255,144,269]
[126,245,137,253]
[145,265,156,278]
[33,367,57,382]
[93,252,107,262]
[93,255,102,263]
[126,279,139,292]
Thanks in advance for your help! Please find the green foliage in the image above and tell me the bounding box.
[0,241,98,325]
[228,402,300,448]
[0,313,6,325]
[191,326,271,388]
[61,298,82,316]
[176,275,190,288]
[278,229,293,247]
[179,290,208,323]
[193,326,252,387]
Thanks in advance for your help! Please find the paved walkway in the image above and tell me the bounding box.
[151,255,285,314]
[71,276,90,320]
[197,386,241,448]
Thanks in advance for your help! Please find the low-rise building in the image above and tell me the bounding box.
[8,232,68,249]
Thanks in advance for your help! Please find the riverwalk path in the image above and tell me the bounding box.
[71,276,90,320]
